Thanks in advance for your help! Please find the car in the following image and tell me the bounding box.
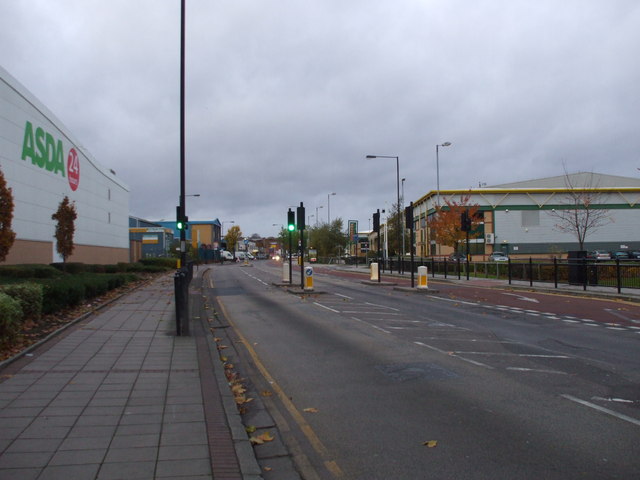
[488,252,509,262]
[448,253,467,262]
[610,251,631,260]
[630,251,640,259]
[586,250,611,261]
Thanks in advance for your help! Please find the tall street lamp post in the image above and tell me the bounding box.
[435,142,451,208]
[435,142,451,257]
[315,205,323,226]
[327,192,336,224]
[366,155,400,273]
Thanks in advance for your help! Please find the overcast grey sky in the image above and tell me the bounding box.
[2,0,639,237]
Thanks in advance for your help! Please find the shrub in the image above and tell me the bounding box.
[50,262,86,274]
[0,292,23,346]
[139,257,177,269]
[40,276,85,314]
[0,283,43,321]
[0,264,63,279]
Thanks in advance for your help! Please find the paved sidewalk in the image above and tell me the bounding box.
[0,273,260,479]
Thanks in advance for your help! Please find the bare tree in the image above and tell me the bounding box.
[549,170,612,251]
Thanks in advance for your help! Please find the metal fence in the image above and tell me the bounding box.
[368,257,640,292]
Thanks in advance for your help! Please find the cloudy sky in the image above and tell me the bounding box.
[2,0,639,237]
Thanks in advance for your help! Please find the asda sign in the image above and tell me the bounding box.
[21,121,80,191]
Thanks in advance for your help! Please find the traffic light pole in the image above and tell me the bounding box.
[179,0,186,268]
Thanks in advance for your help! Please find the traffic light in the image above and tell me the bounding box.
[405,202,414,228]
[461,210,472,232]
[287,209,295,231]
[297,202,305,230]
[176,205,188,231]
[373,210,380,232]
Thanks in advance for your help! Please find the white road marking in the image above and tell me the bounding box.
[507,367,567,375]
[313,302,340,313]
[503,293,540,303]
[334,293,353,299]
[591,396,635,404]
[351,316,390,334]
[413,342,493,369]
[561,394,640,427]
[365,302,400,311]
[454,352,570,358]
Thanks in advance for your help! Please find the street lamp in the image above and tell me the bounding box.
[315,205,323,226]
[401,178,406,259]
[327,192,336,224]
[435,142,451,208]
[366,155,401,273]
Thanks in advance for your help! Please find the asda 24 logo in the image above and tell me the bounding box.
[21,121,80,191]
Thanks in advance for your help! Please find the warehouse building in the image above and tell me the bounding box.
[0,66,129,264]
[412,172,640,258]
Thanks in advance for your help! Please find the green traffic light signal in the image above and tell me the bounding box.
[177,220,184,230]
[287,210,295,231]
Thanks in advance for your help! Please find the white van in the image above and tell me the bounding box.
[235,251,254,261]
[220,250,234,261]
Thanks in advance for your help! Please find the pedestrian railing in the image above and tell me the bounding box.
[372,257,640,293]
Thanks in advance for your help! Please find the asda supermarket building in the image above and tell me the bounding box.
[0,66,129,265]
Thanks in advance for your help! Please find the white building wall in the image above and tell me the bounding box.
[0,66,129,254]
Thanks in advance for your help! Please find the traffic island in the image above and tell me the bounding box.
[393,286,440,294]
[361,280,398,286]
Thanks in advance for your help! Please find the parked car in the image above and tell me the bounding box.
[448,253,467,262]
[630,251,640,259]
[488,252,509,262]
[610,251,631,260]
[586,250,611,261]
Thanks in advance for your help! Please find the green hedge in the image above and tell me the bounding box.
[0,264,63,279]
[39,272,139,314]
[0,292,23,346]
[0,283,43,321]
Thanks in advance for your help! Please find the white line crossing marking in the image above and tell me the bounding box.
[561,394,640,427]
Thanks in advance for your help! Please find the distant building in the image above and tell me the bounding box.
[0,66,129,265]
[129,217,173,262]
[411,173,640,258]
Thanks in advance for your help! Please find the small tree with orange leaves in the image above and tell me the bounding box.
[428,194,481,254]
[51,196,77,263]
[0,166,16,262]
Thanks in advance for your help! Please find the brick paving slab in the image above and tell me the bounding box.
[0,273,254,479]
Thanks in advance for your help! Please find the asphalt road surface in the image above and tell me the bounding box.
[204,261,640,480]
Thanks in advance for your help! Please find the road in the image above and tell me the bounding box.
[203,261,640,479]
